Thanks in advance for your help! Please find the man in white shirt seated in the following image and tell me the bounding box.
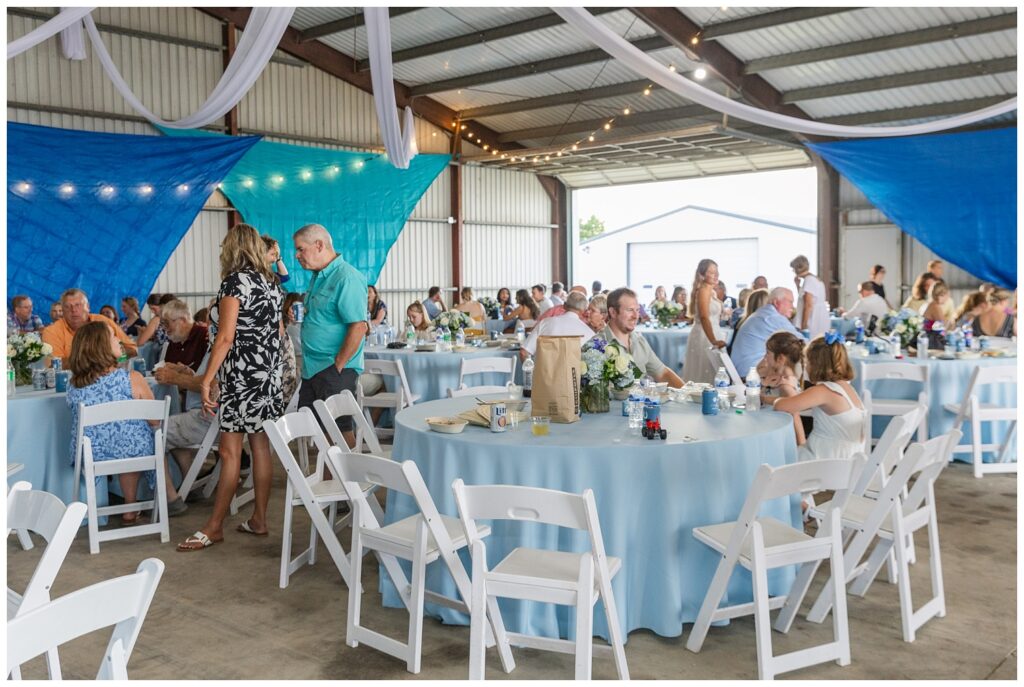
[549,282,566,306]
[521,291,594,361]
[839,281,889,322]
[532,283,555,314]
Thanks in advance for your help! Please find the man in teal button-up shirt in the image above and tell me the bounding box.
[293,223,368,444]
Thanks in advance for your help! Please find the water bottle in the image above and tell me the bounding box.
[944,330,955,356]
[962,324,974,351]
[455,327,466,347]
[6,359,15,397]
[917,331,929,360]
[515,320,525,344]
[954,328,965,353]
[854,318,865,344]
[405,322,416,345]
[522,356,534,398]
[45,363,56,389]
[888,333,901,357]
[442,328,452,351]
[714,366,730,411]
[745,367,761,411]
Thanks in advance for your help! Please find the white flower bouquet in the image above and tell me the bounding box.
[8,332,52,385]
[650,300,683,328]
[580,337,643,412]
[433,309,473,336]
[880,308,924,348]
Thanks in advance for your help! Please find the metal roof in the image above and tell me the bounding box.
[289,6,1017,187]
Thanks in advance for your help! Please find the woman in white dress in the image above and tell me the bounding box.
[790,254,829,339]
[683,258,728,384]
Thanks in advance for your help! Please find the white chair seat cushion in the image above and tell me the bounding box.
[368,514,488,557]
[291,479,374,505]
[813,494,895,536]
[490,547,622,590]
[693,517,810,566]
[870,399,924,414]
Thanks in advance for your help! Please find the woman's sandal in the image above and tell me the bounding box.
[177,531,222,551]
[236,519,269,536]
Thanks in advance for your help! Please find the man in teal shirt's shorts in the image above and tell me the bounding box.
[293,223,368,444]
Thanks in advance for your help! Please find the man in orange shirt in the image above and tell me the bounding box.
[42,288,138,362]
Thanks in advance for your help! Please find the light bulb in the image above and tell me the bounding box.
[101,185,115,197]
[216,183,223,189]
[301,170,312,180]
[544,155,550,161]
[331,165,340,173]
[356,161,364,168]
[643,88,651,96]
[483,144,489,150]
[432,132,437,137]
[604,122,612,130]
[491,150,498,155]
[461,124,467,130]
[691,34,700,45]
[178,184,190,192]
[140,184,153,195]
[588,135,595,142]
[272,175,284,184]
[669,64,676,72]
[571,144,579,151]
[243,179,254,188]
[500,154,506,159]
[556,151,562,157]
[16,182,31,193]
[694,67,707,80]
[59,183,75,196]
[623,107,631,115]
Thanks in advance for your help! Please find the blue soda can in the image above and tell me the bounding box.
[643,399,661,424]
[292,302,304,323]
[979,337,991,351]
[131,357,147,374]
[622,397,631,416]
[55,370,70,393]
[701,388,718,415]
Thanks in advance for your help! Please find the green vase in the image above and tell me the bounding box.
[581,383,610,413]
[13,360,33,386]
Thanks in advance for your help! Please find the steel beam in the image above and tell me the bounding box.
[702,7,861,39]
[460,80,658,120]
[495,103,721,142]
[297,7,422,43]
[820,96,1010,126]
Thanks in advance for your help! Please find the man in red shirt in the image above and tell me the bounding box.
[160,299,208,371]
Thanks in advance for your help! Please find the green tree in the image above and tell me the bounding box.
[578,214,606,241]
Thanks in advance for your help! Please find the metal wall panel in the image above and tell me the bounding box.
[151,211,230,313]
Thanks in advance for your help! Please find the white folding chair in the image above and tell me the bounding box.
[264,409,379,589]
[706,347,744,390]
[7,558,164,681]
[313,389,384,457]
[359,359,419,440]
[804,430,961,642]
[73,398,172,554]
[452,481,629,680]
[458,356,516,389]
[861,362,929,444]
[686,457,864,680]
[175,418,221,502]
[330,450,514,675]
[6,482,88,680]
[447,383,510,398]
[943,363,1017,477]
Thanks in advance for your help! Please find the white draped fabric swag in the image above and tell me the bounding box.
[553,7,1017,138]
[365,7,418,169]
[6,7,93,60]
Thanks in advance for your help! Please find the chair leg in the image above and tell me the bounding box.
[406,522,428,674]
[995,421,1017,463]
[469,541,488,680]
[829,514,851,666]
[598,571,629,679]
[153,456,170,543]
[279,493,295,589]
[849,539,893,598]
[84,462,100,555]
[894,528,916,642]
[750,524,775,681]
[971,410,983,478]
[44,647,62,680]
[686,551,736,653]
[346,521,364,648]
[775,556,823,633]
[574,554,594,681]
[927,508,946,620]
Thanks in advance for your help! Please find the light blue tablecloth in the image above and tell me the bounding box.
[831,317,857,337]
[851,352,1017,462]
[364,346,521,402]
[382,395,800,641]
[636,325,734,374]
[484,319,513,335]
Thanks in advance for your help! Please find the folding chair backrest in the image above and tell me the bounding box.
[900,430,962,515]
[363,358,415,402]
[758,458,862,504]
[706,347,742,385]
[7,558,164,680]
[328,449,437,521]
[860,362,928,385]
[853,406,925,495]
[459,356,516,386]
[973,363,1017,389]
[448,384,510,398]
[313,390,383,454]
[263,408,334,477]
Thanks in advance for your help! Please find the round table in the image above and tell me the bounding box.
[382,395,800,641]
[364,345,521,402]
[636,325,734,374]
[850,351,1017,462]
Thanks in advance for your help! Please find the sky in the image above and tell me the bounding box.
[572,166,818,238]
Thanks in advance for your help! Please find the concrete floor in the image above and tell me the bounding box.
[8,461,1017,680]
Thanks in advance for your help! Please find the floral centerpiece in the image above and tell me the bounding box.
[433,309,473,337]
[650,300,682,328]
[879,308,925,348]
[580,337,643,413]
[7,332,52,386]
[478,296,499,320]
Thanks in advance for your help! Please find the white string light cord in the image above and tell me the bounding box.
[554,7,1017,138]
[7,7,94,60]
[365,8,418,169]
[82,7,294,129]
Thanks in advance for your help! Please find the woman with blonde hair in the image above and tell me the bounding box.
[902,271,937,312]
[670,286,688,322]
[972,288,1016,338]
[683,259,727,384]
[179,223,284,551]
[920,280,952,331]
[737,288,771,331]
[407,302,435,339]
[456,286,486,326]
[954,291,990,329]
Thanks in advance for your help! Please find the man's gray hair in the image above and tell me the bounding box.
[563,291,588,313]
[294,223,334,250]
[60,288,88,306]
[160,299,193,323]
[770,287,793,302]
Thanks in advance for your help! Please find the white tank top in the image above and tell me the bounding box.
[799,381,866,462]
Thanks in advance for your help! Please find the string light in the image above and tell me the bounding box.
[355,161,364,168]
[691,33,701,45]
[243,179,254,188]
[491,150,498,155]
[178,184,190,193]
[643,87,652,96]
[432,132,437,137]
[604,122,612,130]
[331,165,340,174]
[16,182,31,193]
[623,107,631,115]
[301,170,313,180]
[460,124,467,130]
[100,185,115,197]
[571,144,578,151]
[669,64,676,72]
[694,67,707,80]
[588,135,595,142]
[483,144,489,150]
[271,175,284,184]
[139,184,153,195]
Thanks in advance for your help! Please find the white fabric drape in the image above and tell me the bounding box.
[83,7,294,129]
[554,7,1017,138]
[365,7,418,169]
[7,7,93,60]
[60,7,87,60]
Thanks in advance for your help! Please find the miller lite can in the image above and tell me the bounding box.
[489,402,508,433]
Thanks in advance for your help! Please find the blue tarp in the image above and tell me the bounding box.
[809,127,1017,288]
[7,122,259,314]
[160,126,450,290]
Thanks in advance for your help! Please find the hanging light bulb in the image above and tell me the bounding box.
[604,122,612,130]
[301,170,312,180]
[588,135,595,142]
[623,107,631,115]
[460,124,467,130]
[544,155,550,161]
[669,64,676,72]
[100,185,115,197]
[500,154,506,159]
[643,87,651,96]
[16,181,31,193]
[690,33,700,45]
[139,184,153,195]
[356,161,365,168]
[59,183,75,196]
[483,144,489,150]
[331,165,340,174]
[178,184,190,193]
[556,151,562,157]
[571,143,579,151]
[272,175,284,184]
[694,67,708,80]
[491,149,498,155]
[243,179,254,188]
[432,132,437,137]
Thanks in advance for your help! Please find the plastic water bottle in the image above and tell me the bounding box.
[854,318,865,344]
[917,331,929,360]
[888,333,901,357]
[962,324,974,351]
[455,327,466,347]
[714,366,730,411]
[745,367,761,411]
[522,356,534,398]
[515,320,525,344]
[405,322,416,345]
[954,328,965,353]
[6,359,15,397]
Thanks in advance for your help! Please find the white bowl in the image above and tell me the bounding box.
[425,417,468,434]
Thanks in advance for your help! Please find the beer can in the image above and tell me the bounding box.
[489,402,508,433]
[131,357,147,374]
[32,368,47,390]
[55,370,71,393]
[292,302,304,323]
[701,388,719,415]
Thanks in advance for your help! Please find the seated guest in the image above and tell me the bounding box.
[921,280,952,332]
[68,321,187,520]
[730,287,801,377]
[902,271,936,312]
[972,288,1016,338]
[495,288,514,319]
[422,286,446,320]
[532,284,554,314]
[637,302,653,325]
[927,259,945,281]
[550,282,566,306]
[979,282,996,296]
[42,288,138,362]
[160,300,208,372]
[756,331,804,402]
[839,281,889,322]
[670,286,689,322]
[504,289,540,330]
[536,285,589,323]
[99,304,118,322]
[521,291,595,360]
[194,307,210,325]
[584,295,608,333]
[455,286,486,326]
[954,291,989,329]
[752,275,769,291]
[715,282,736,310]
[591,280,603,299]
[119,297,147,337]
[49,301,63,324]
[869,264,888,305]
[136,293,178,346]
[367,285,388,326]
[262,235,290,285]
[649,285,669,312]
[602,288,683,388]
[729,288,752,328]
[8,295,44,334]
[736,288,770,332]
[407,302,436,339]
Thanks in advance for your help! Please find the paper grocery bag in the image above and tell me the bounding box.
[531,335,581,424]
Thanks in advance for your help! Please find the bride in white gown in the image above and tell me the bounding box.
[683,259,729,384]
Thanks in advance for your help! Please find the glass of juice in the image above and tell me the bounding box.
[531,416,550,436]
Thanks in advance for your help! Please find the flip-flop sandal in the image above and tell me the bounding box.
[236,520,269,536]
[177,531,220,551]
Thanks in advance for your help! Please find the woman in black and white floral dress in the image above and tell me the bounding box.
[178,223,284,551]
